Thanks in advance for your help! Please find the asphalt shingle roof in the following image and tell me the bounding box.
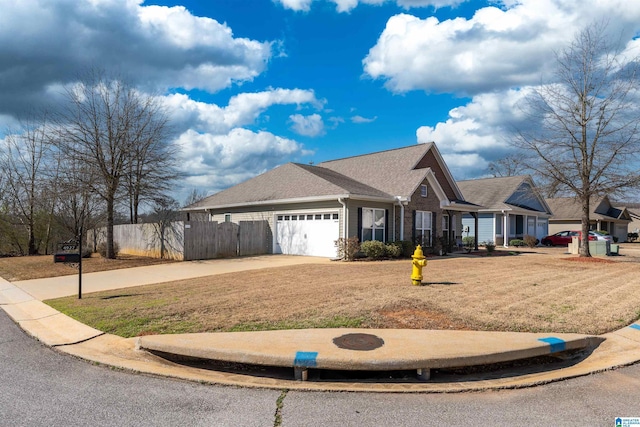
[318,143,434,198]
[185,144,456,210]
[457,176,533,211]
[545,196,629,221]
[185,162,391,209]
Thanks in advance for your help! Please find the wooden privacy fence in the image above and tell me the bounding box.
[91,220,271,261]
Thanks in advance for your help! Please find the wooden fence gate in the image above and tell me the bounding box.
[183,220,271,260]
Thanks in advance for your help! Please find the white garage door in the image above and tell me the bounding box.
[275,212,339,257]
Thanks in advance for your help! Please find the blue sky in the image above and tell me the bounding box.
[1,0,640,203]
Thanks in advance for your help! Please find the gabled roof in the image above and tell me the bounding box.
[184,162,392,210]
[318,143,464,200]
[457,175,552,215]
[185,143,470,211]
[546,196,632,222]
[614,202,640,220]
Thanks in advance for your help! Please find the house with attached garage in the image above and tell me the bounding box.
[457,176,553,247]
[545,196,632,243]
[182,143,480,258]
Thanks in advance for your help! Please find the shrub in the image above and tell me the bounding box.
[393,240,415,258]
[97,241,119,258]
[360,240,387,260]
[334,237,360,261]
[523,234,538,248]
[509,239,524,247]
[462,236,475,253]
[482,240,496,253]
[384,243,402,258]
[438,236,451,255]
[627,232,638,242]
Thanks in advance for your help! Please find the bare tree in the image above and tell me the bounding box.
[0,117,55,255]
[53,150,104,244]
[147,196,181,259]
[515,24,640,256]
[56,70,174,258]
[488,154,527,178]
[123,123,180,224]
[183,188,208,207]
[488,154,565,198]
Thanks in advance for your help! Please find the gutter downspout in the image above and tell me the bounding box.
[338,198,348,240]
[396,196,407,241]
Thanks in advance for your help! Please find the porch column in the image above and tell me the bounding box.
[471,212,479,250]
[448,211,454,249]
[503,213,510,248]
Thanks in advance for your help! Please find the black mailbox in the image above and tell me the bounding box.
[54,253,81,263]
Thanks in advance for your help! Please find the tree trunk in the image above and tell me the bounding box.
[106,195,115,259]
[579,195,591,257]
[28,206,37,255]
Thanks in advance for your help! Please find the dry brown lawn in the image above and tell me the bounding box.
[45,245,640,337]
[0,254,176,281]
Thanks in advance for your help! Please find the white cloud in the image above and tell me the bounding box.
[397,0,640,179]
[417,89,533,178]
[162,88,321,194]
[276,0,315,12]
[441,152,488,180]
[163,88,322,134]
[289,114,326,137]
[274,0,463,13]
[176,128,309,193]
[0,0,271,116]
[364,1,640,95]
[351,115,377,123]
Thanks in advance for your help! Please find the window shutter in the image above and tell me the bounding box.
[412,210,416,243]
[385,209,389,242]
[357,207,362,242]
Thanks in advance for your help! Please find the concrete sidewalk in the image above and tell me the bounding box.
[3,256,640,392]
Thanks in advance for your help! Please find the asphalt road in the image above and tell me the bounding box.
[2,309,639,427]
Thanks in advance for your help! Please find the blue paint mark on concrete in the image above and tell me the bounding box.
[538,337,566,353]
[630,324,640,331]
[294,351,318,368]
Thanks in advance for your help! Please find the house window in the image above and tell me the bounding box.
[420,185,428,197]
[415,210,432,246]
[495,214,503,235]
[224,214,231,223]
[362,208,385,242]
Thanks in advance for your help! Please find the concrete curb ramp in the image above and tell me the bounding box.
[136,329,600,381]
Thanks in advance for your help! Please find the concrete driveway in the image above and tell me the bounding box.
[13,255,331,300]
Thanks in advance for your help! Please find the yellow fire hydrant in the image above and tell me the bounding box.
[411,245,428,286]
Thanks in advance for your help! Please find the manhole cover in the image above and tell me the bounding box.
[332,333,384,351]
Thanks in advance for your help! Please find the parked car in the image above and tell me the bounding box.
[541,230,598,246]
[590,231,614,242]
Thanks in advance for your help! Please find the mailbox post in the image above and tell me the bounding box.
[53,227,83,299]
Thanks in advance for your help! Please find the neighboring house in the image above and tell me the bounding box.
[457,176,553,247]
[615,203,640,239]
[546,196,632,243]
[183,143,479,257]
